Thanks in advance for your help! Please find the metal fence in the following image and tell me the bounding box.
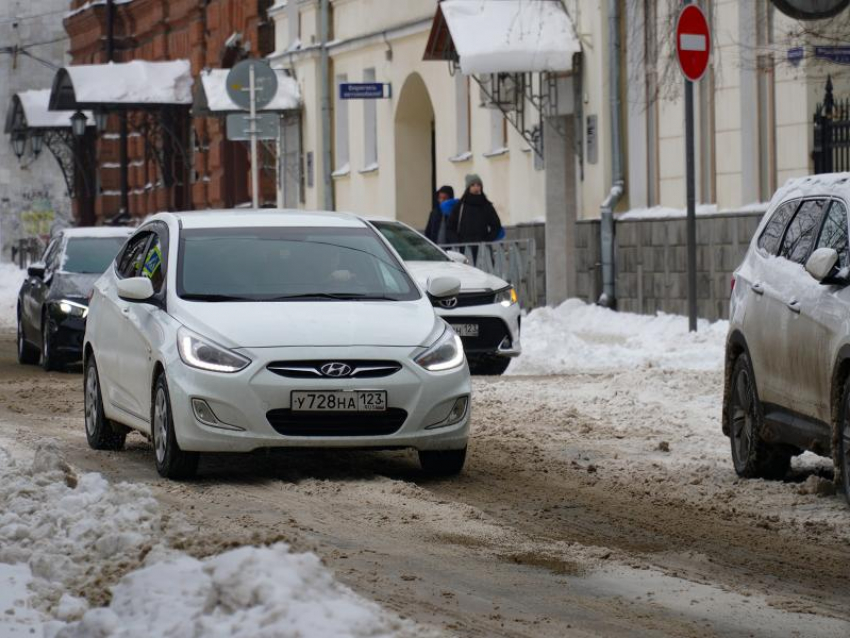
[441,238,539,309]
[813,76,850,174]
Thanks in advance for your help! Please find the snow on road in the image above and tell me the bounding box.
[509,298,728,375]
[0,262,26,330]
[0,441,432,638]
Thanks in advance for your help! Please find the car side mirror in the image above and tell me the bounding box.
[427,276,461,299]
[446,250,468,265]
[27,262,45,279]
[805,247,839,283]
[117,277,155,302]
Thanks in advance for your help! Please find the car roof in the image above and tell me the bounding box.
[153,209,368,230]
[59,226,134,239]
[772,173,850,206]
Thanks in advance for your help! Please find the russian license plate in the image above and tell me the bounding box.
[291,390,387,412]
[451,323,479,338]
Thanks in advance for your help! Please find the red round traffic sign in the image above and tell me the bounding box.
[676,5,711,82]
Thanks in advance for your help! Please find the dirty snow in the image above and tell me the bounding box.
[509,298,728,375]
[0,262,26,331]
[0,441,432,638]
[440,0,581,74]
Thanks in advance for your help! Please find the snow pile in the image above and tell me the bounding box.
[200,68,301,113]
[0,442,427,638]
[0,262,27,330]
[64,60,193,105]
[440,0,580,74]
[616,202,768,221]
[510,299,728,375]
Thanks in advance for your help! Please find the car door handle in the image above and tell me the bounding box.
[121,306,130,315]
[787,300,801,314]
[751,282,765,296]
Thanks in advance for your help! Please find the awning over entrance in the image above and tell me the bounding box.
[193,68,301,115]
[49,60,194,110]
[423,0,580,75]
[5,89,92,132]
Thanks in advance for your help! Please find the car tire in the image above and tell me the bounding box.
[418,447,467,476]
[837,378,850,507]
[84,356,127,451]
[151,374,199,480]
[41,314,61,372]
[726,353,791,480]
[17,309,39,365]
[468,356,511,376]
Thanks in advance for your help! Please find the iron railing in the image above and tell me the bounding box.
[813,76,850,174]
[441,238,539,309]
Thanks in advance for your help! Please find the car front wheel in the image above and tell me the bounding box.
[468,356,511,376]
[17,310,39,365]
[151,374,199,480]
[726,353,790,480]
[41,315,60,372]
[84,356,126,451]
[838,378,850,507]
[419,447,467,476]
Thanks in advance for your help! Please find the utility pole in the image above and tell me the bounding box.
[319,0,334,210]
[106,0,130,219]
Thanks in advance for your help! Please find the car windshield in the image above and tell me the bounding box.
[178,226,420,302]
[62,236,128,274]
[372,221,448,262]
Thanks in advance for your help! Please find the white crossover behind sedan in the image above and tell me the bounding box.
[369,219,521,375]
[83,210,471,479]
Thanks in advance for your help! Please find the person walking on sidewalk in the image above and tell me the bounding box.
[425,185,457,244]
[447,174,503,245]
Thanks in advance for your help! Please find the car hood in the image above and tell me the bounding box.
[169,298,442,349]
[47,272,100,301]
[404,261,508,292]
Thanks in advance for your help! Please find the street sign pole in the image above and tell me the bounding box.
[249,63,259,209]
[685,78,697,332]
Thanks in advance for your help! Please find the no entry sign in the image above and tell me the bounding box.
[676,5,711,82]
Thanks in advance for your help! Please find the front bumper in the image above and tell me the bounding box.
[435,301,521,358]
[46,315,86,360]
[165,345,471,454]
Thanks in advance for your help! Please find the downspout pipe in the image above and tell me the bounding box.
[319,0,334,210]
[598,0,625,308]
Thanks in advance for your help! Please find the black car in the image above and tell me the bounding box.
[17,228,132,370]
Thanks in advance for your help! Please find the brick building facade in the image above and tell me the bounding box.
[65,0,276,222]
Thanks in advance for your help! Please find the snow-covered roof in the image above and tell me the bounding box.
[425,0,581,75]
[195,69,301,114]
[4,90,93,132]
[49,60,194,110]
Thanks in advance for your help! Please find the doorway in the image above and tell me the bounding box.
[394,73,436,228]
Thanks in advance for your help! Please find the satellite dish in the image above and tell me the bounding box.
[771,0,850,19]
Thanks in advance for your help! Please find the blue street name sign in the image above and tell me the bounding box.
[815,46,850,65]
[340,83,391,99]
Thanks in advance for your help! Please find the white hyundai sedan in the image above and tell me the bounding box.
[83,210,470,479]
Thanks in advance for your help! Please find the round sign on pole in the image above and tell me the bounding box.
[226,60,279,110]
[771,0,849,20]
[676,5,711,82]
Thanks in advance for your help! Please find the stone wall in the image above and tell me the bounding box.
[512,210,766,321]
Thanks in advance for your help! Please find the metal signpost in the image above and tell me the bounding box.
[676,3,711,332]
[225,113,279,141]
[226,60,279,208]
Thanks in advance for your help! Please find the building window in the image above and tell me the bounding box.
[454,72,471,157]
[363,68,378,169]
[488,108,507,154]
[334,73,349,173]
[286,0,299,48]
[756,0,776,201]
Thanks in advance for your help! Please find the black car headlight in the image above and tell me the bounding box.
[53,299,88,318]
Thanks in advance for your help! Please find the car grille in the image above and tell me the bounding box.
[267,360,402,379]
[446,317,511,352]
[266,408,408,437]
[433,291,496,308]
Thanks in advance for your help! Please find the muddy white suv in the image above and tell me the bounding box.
[725,174,850,504]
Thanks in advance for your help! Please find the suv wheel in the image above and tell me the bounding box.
[726,353,791,480]
[17,310,39,365]
[84,356,126,451]
[151,374,199,480]
[838,378,850,506]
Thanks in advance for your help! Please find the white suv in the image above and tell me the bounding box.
[83,210,470,479]
[725,174,850,504]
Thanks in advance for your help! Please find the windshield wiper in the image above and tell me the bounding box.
[181,293,254,302]
[266,293,399,301]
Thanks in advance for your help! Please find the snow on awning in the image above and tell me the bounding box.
[4,89,93,133]
[424,0,581,75]
[193,68,301,115]
[49,60,194,110]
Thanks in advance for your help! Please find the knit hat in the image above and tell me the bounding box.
[465,173,483,189]
[437,185,455,199]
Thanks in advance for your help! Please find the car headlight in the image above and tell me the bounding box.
[415,326,465,372]
[495,286,518,307]
[55,299,88,318]
[177,327,250,373]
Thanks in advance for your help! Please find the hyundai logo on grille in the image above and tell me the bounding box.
[439,297,459,309]
[319,362,353,377]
